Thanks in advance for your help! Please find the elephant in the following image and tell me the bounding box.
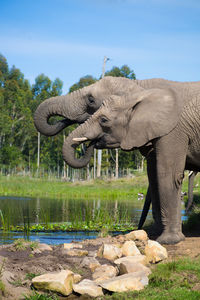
[138,171,197,230]
[34,76,144,138]
[61,78,200,244]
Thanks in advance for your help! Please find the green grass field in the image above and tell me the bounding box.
[0,173,148,200]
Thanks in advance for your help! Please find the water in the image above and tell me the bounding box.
[0,196,187,245]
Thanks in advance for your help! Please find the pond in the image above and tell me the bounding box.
[0,196,186,245]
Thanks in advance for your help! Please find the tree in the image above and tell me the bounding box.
[69,75,97,93]
[105,65,136,79]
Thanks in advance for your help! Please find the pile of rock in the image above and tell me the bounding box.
[32,230,168,297]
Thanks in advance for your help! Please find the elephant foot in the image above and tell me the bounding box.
[156,231,185,245]
[147,222,163,237]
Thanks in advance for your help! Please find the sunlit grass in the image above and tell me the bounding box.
[0,173,148,200]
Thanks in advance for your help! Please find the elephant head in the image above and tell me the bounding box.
[63,87,182,168]
[34,76,143,136]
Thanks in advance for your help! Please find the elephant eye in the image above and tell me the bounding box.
[100,116,109,125]
[88,95,95,104]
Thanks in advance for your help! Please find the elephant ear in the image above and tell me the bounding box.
[121,88,182,150]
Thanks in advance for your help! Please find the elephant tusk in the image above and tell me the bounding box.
[73,137,88,142]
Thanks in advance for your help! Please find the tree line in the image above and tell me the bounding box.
[0,54,144,179]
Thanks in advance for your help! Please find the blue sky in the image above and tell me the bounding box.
[1,0,200,94]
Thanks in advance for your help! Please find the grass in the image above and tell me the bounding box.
[102,258,200,300]
[0,173,148,200]
[23,292,58,300]
[13,239,38,251]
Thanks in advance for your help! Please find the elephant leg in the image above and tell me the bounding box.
[146,151,163,235]
[155,134,187,244]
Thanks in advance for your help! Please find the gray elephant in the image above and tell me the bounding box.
[61,79,200,244]
[34,76,144,137]
[138,170,198,229]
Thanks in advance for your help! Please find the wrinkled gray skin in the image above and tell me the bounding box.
[63,78,200,244]
[138,170,197,229]
[34,76,141,136]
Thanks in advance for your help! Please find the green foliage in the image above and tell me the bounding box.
[105,64,136,79]
[0,53,141,173]
[13,238,38,251]
[69,75,97,93]
[24,292,58,300]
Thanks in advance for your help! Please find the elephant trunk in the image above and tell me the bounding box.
[34,90,87,136]
[62,120,95,168]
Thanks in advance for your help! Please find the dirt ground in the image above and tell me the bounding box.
[1,232,200,300]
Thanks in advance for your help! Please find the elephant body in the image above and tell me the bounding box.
[60,77,200,244]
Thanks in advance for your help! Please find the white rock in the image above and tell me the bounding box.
[145,240,168,263]
[121,241,141,256]
[119,261,151,276]
[92,264,118,282]
[125,230,148,241]
[32,270,74,296]
[38,243,53,251]
[114,255,148,266]
[97,243,122,260]
[74,273,82,283]
[63,243,83,249]
[100,271,148,292]
[73,279,103,297]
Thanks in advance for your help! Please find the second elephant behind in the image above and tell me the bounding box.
[62,80,200,244]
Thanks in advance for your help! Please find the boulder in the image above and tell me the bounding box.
[145,240,168,263]
[92,264,118,282]
[32,270,74,296]
[38,243,53,251]
[63,243,83,249]
[114,255,148,266]
[97,243,122,260]
[73,279,103,297]
[121,241,141,256]
[65,249,88,257]
[74,273,82,283]
[80,257,100,272]
[100,271,148,292]
[125,230,148,242]
[119,261,151,276]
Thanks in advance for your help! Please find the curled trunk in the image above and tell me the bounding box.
[62,122,94,168]
[34,91,86,136]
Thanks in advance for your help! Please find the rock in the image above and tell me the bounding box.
[125,230,148,242]
[32,249,42,254]
[73,279,103,297]
[100,271,148,292]
[145,240,168,263]
[114,254,148,266]
[119,261,151,276]
[114,255,148,266]
[63,243,83,249]
[97,244,122,260]
[80,257,100,272]
[88,250,97,257]
[38,243,53,251]
[121,241,141,256]
[65,249,88,257]
[92,264,118,282]
[32,270,75,296]
[116,235,126,243]
[74,273,82,283]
